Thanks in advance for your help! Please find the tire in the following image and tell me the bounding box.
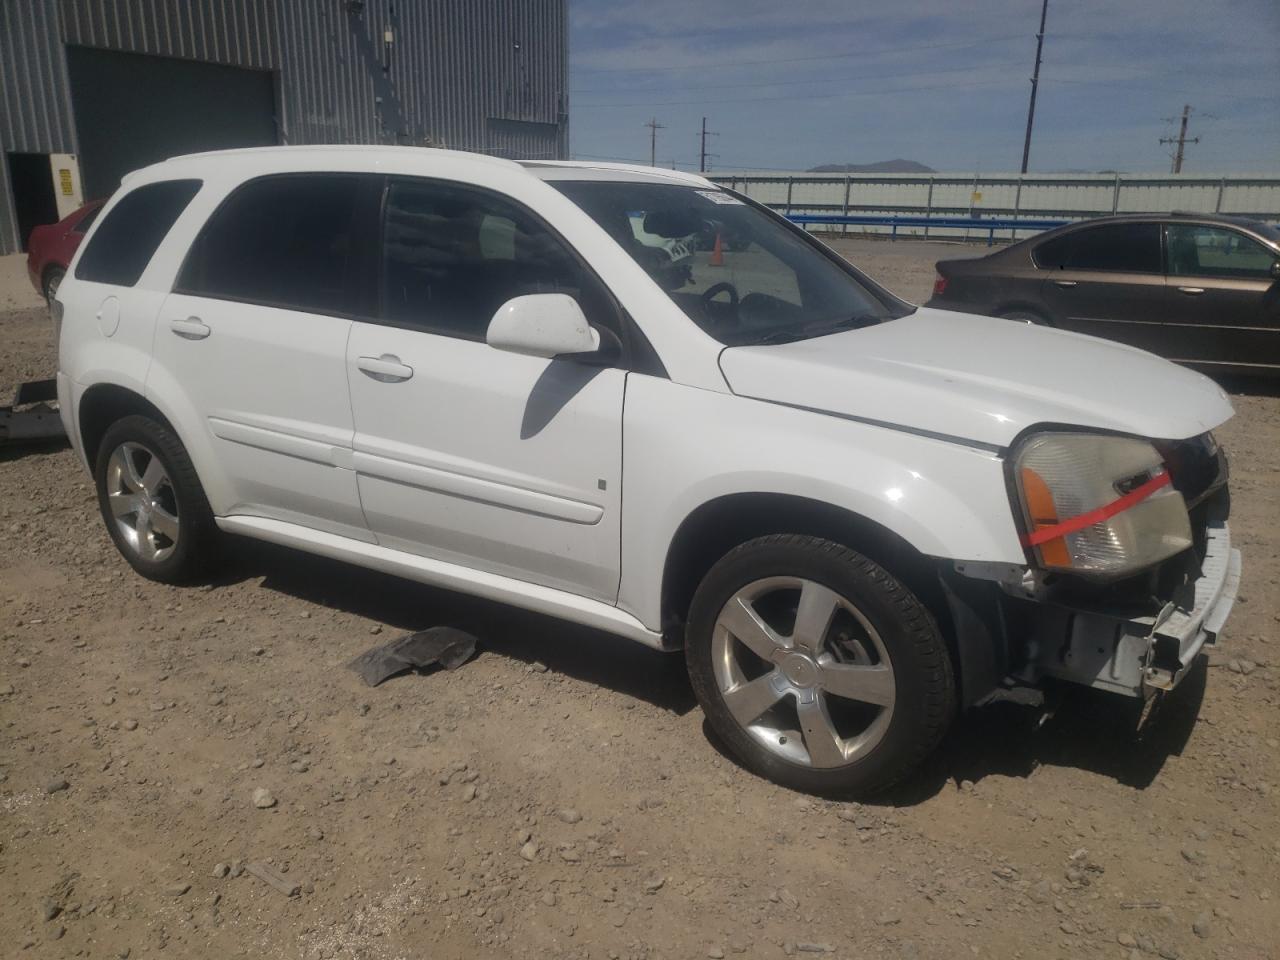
[93,415,219,584]
[43,267,65,304]
[685,535,955,796]
[999,309,1048,325]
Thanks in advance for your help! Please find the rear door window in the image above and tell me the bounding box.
[74,180,202,285]
[1061,223,1161,273]
[176,173,378,317]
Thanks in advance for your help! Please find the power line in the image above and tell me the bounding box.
[1020,0,1049,173]
[570,33,1028,75]
[1043,76,1277,103]
[644,116,665,166]
[699,116,719,173]
[570,60,1026,96]
[575,76,1019,109]
[1159,104,1200,173]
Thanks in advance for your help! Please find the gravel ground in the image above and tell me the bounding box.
[2,244,1278,960]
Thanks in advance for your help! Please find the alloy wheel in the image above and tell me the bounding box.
[104,441,181,562]
[711,576,896,768]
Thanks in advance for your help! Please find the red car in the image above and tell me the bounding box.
[26,200,104,303]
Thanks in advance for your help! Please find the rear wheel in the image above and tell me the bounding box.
[43,267,65,303]
[685,535,955,796]
[93,415,219,584]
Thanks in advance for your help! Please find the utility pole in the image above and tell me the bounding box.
[1020,0,1048,174]
[1160,104,1199,173]
[645,117,665,167]
[699,116,719,173]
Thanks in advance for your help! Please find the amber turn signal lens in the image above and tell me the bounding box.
[1019,466,1071,567]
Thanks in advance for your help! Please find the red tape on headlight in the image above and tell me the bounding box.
[1021,471,1171,547]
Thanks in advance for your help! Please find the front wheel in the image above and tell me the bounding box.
[686,535,955,796]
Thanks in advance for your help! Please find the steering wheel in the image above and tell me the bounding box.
[700,281,740,321]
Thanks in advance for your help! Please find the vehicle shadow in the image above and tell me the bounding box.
[698,663,1207,804]
[882,660,1208,806]
[215,538,698,715]
[0,437,70,463]
[1218,374,1280,398]
[214,537,1206,797]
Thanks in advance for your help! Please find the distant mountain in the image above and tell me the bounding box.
[808,159,936,174]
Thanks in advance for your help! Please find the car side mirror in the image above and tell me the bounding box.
[486,293,601,360]
[1271,259,1280,281]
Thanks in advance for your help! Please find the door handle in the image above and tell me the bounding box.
[1176,286,1206,296]
[357,354,414,383]
[169,317,211,340]
[1052,280,1078,288]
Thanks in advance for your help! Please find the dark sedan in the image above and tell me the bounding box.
[925,213,1280,375]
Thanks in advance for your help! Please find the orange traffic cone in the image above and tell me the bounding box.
[709,231,724,267]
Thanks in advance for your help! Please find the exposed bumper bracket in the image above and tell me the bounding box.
[1022,523,1240,698]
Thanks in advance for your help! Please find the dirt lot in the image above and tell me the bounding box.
[2,242,1278,960]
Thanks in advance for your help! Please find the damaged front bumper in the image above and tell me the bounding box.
[947,518,1241,704]
[1019,521,1240,697]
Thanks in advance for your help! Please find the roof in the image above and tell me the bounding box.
[1030,211,1280,246]
[133,145,716,189]
[520,160,715,187]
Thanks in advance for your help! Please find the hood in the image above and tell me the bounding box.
[718,308,1234,449]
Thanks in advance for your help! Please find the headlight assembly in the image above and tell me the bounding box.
[1013,432,1192,578]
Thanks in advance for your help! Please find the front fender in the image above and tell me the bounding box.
[618,376,1024,631]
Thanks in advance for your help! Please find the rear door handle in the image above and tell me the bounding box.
[1052,280,1078,288]
[1176,286,1206,296]
[357,354,414,383]
[170,317,211,340]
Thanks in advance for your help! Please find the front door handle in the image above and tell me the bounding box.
[1176,286,1206,296]
[357,354,414,383]
[170,317,211,340]
[1052,279,1078,288]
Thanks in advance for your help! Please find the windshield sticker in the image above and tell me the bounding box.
[696,190,743,205]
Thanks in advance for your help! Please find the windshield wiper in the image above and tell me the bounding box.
[747,314,882,346]
[751,329,809,345]
[752,316,885,345]
[813,313,884,333]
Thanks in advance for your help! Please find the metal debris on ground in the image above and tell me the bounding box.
[0,379,65,445]
[346,627,478,687]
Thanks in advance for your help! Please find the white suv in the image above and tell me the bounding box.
[56,147,1241,795]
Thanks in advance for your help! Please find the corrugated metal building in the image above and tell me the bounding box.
[1,0,569,254]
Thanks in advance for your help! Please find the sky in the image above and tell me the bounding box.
[566,0,1280,174]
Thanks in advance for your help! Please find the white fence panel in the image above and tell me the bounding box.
[712,171,1280,241]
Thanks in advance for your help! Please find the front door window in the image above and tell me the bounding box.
[1166,225,1277,280]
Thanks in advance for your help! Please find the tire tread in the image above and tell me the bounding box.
[686,533,956,796]
[93,414,219,584]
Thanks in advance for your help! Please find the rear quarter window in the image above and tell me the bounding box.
[1032,233,1074,269]
[71,204,102,234]
[74,179,202,286]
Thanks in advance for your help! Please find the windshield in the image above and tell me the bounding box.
[1241,217,1280,248]
[550,180,899,345]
